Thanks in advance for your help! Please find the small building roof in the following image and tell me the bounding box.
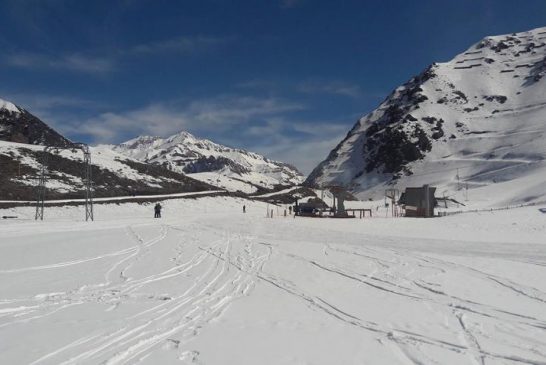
[398,185,436,207]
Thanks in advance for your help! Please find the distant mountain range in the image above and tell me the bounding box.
[306,26,546,207]
[108,132,303,193]
[0,98,301,200]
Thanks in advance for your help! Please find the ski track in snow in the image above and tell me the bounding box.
[0,201,545,364]
[0,219,271,364]
[251,236,546,364]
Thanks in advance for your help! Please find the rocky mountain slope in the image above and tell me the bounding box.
[306,26,546,207]
[0,98,72,147]
[0,99,216,201]
[110,131,304,193]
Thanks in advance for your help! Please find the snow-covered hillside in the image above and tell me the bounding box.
[110,131,304,193]
[1,97,303,198]
[0,140,214,200]
[1,98,212,200]
[1,198,545,364]
[307,26,546,207]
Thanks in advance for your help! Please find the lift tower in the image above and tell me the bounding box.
[35,143,94,221]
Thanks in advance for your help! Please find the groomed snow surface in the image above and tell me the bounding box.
[1,197,545,364]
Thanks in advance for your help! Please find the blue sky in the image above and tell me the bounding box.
[1,0,545,174]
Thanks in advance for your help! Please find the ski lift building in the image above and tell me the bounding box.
[294,197,329,217]
[398,185,437,218]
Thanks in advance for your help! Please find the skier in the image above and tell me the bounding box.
[243,205,246,213]
[154,203,162,218]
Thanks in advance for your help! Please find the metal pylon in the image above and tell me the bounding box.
[34,143,94,221]
[82,146,94,221]
[35,151,49,220]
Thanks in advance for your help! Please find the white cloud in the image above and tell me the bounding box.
[186,96,303,127]
[3,34,231,75]
[68,95,305,143]
[225,117,348,175]
[235,79,279,90]
[1,92,100,111]
[0,91,108,135]
[62,54,113,74]
[254,133,344,176]
[298,79,364,99]
[5,52,114,74]
[129,35,233,55]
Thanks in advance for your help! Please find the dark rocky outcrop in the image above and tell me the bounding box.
[364,125,431,175]
[0,107,72,147]
[182,156,250,175]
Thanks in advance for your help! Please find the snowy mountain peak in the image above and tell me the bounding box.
[112,130,304,192]
[469,25,546,54]
[166,130,196,141]
[0,98,20,114]
[119,135,163,149]
[306,26,546,207]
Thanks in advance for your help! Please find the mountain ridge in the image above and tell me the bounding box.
[0,97,303,199]
[0,99,217,200]
[110,130,304,192]
[306,25,546,207]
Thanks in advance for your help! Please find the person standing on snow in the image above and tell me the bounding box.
[243,205,246,213]
[154,203,162,218]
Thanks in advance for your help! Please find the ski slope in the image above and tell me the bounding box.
[1,197,545,364]
[308,26,546,207]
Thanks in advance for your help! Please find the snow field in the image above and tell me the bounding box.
[0,197,545,364]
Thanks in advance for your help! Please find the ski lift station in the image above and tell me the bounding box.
[291,184,444,219]
[294,186,372,219]
[398,185,437,218]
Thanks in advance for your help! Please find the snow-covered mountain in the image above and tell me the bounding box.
[111,131,304,193]
[0,96,302,200]
[0,99,216,200]
[0,139,217,201]
[307,26,546,207]
[0,98,72,147]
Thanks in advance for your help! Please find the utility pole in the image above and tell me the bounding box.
[35,144,94,221]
